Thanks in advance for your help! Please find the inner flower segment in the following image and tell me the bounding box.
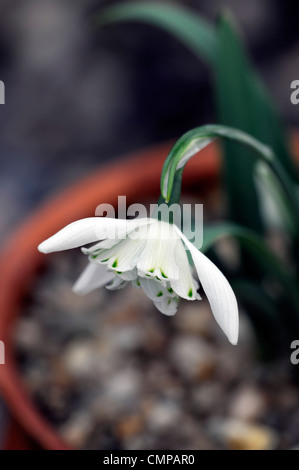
[83,220,200,310]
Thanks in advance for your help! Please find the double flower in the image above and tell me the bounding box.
[39,216,238,345]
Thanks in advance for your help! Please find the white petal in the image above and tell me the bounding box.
[38,217,151,254]
[154,296,179,316]
[137,221,180,281]
[91,226,147,272]
[106,276,127,290]
[117,268,139,281]
[72,262,115,295]
[82,219,153,254]
[139,278,170,302]
[170,239,201,300]
[82,238,120,254]
[176,227,239,345]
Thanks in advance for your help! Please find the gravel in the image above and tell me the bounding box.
[13,251,299,450]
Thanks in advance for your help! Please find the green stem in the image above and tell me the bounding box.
[153,170,183,221]
[160,125,299,233]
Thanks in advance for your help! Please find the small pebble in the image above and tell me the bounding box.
[229,386,266,421]
[169,336,216,381]
[210,418,278,450]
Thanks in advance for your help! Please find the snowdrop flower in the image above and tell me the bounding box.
[38,217,238,344]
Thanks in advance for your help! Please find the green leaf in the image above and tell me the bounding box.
[201,222,299,315]
[97,1,217,65]
[254,161,298,237]
[232,280,287,360]
[98,2,299,238]
[160,124,274,203]
[214,12,298,233]
[253,76,298,181]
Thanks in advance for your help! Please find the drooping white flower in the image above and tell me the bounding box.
[38,217,238,344]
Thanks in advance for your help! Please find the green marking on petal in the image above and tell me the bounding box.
[149,268,155,273]
[188,288,193,298]
[136,280,140,286]
[168,288,174,293]
[101,258,110,262]
[112,259,118,268]
[92,255,98,259]
[116,271,122,274]
[157,291,163,297]
[161,271,168,279]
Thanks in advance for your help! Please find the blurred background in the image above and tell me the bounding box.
[0,0,299,450]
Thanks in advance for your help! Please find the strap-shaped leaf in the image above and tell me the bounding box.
[232,280,289,359]
[97,2,217,64]
[160,125,299,234]
[255,161,297,236]
[201,223,299,315]
[214,13,298,233]
[160,124,274,202]
[97,3,297,234]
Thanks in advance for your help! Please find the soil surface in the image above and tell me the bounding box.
[14,251,299,450]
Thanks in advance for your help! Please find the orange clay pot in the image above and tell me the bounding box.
[0,139,228,449]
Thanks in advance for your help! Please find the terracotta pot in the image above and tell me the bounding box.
[0,141,221,449]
